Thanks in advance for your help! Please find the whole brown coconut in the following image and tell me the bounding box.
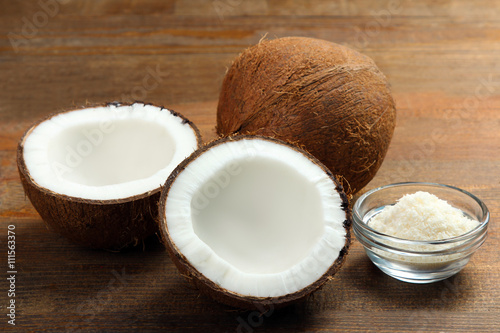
[217,37,396,194]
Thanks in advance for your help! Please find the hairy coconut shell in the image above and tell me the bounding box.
[217,37,396,194]
[158,135,352,309]
[17,102,202,250]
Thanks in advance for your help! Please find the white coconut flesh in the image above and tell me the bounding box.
[164,138,348,298]
[22,103,199,200]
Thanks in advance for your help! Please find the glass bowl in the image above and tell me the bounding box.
[353,182,490,283]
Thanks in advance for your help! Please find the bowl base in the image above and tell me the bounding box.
[368,251,469,284]
[375,265,456,284]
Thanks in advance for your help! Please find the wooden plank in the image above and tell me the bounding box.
[0,1,499,332]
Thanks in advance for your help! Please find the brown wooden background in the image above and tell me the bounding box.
[1,0,499,332]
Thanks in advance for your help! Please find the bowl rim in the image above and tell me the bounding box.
[353,182,490,248]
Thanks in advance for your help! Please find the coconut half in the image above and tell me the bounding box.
[159,135,351,309]
[17,102,201,250]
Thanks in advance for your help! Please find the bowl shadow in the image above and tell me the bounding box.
[343,247,477,310]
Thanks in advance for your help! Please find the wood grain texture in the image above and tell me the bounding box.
[0,0,499,332]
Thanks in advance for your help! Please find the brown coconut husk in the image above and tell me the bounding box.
[217,37,396,194]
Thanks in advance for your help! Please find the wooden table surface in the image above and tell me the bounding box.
[1,1,499,332]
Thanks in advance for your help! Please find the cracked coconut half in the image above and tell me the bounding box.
[17,102,201,250]
[158,135,351,309]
